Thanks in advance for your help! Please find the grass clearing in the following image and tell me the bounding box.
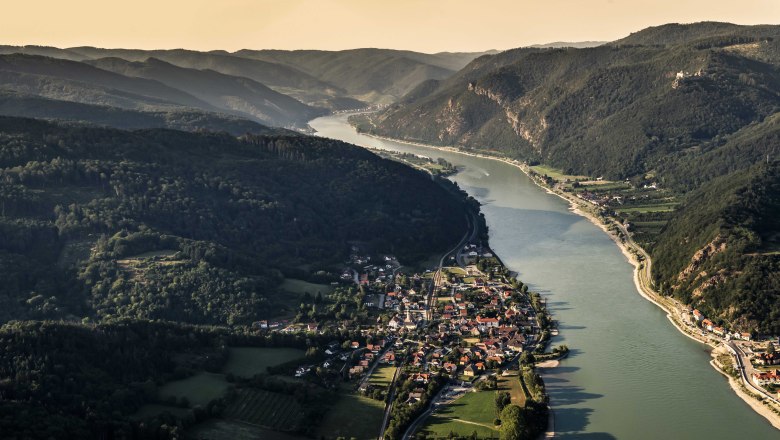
[423,416,498,438]
[368,365,396,387]
[222,347,305,378]
[317,390,385,440]
[497,373,526,407]
[423,390,499,437]
[444,266,468,276]
[187,419,309,440]
[159,372,230,407]
[280,278,333,295]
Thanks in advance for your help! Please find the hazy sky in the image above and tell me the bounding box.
[3,0,780,52]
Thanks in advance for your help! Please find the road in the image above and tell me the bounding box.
[727,341,780,405]
[359,340,396,391]
[426,211,478,320]
[378,365,402,440]
[401,382,451,440]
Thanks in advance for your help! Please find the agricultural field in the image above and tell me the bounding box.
[615,202,679,213]
[158,372,231,407]
[223,388,304,431]
[368,365,397,387]
[316,390,385,440]
[222,347,306,378]
[187,419,309,440]
[422,390,499,438]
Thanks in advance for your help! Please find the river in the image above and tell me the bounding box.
[310,114,779,439]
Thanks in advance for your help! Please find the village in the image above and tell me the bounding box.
[256,240,559,439]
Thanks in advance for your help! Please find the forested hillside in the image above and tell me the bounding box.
[365,25,780,183]
[0,90,278,135]
[0,117,469,326]
[359,22,780,333]
[652,164,780,334]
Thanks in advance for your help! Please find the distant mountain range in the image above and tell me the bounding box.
[0,45,491,131]
[357,22,780,334]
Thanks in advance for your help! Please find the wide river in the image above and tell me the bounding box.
[310,114,778,439]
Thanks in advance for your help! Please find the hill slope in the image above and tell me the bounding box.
[652,164,780,334]
[362,22,780,333]
[234,49,488,104]
[0,90,277,135]
[367,33,780,182]
[86,57,324,128]
[0,117,469,325]
[0,53,216,111]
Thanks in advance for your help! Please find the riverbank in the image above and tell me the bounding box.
[711,347,780,430]
[352,128,780,430]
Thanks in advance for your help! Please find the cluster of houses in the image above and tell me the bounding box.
[687,309,752,341]
[348,339,389,378]
[383,264,536,379]
[341,249,400,285]
[460,244,493,264]
[253,246,546,402]
[754,352,780,366]
[384,283,427,315]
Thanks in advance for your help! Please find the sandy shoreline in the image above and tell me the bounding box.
[710,352,780,430]
[357,129,780,429]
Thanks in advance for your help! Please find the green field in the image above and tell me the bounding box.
[615,203,678,213]
[497,373,526,407]
[280,278,333,295]
[222,347,306,378]
[223,388,304,431]
[444,266,468,276]
[187,419,309,440]
[530,165,588,182]
[577,182,631,191]
[368,365,396,387]
[422,390,499,438]
[159,372,230,407]
[316,391,385,440]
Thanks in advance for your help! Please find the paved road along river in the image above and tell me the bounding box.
[310,114,779,439]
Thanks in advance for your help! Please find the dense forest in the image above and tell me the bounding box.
[0,116,469,325]
[360,22,780,334]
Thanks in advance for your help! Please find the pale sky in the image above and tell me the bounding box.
[3,0,780,53]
